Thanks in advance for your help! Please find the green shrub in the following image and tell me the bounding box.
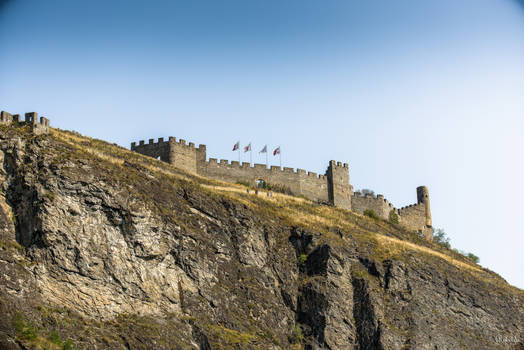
[236,180,251,187]
[288,324,303,344]
[63,339,75,350]
[364,209,379,220]
[297,254,307,267]
[48,330,62,345]
[12,313,38,341]
[389,210,399,224]
[467,253,480,264]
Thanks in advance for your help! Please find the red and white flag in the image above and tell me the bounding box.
[273,146,280,156]
[232,141,240,151]
[244,142,251,152]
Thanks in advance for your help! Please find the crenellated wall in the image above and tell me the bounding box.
[131,138,171,162]
[130,137,206,173]
[351,192,396,220]
[130,136,350,208]
[0,111,50,135]
[352,187,433,239]
[130,135,432,237]
[399,203,431,239]
[199,159,331,204]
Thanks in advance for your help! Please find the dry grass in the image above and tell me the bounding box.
[374,235,482,272]
[52,129,193,182]
[202,184,307,203]
[51,130,125,166]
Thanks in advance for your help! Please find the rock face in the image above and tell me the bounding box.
[0,126,522,349]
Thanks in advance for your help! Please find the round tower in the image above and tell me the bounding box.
[416,186,432,227]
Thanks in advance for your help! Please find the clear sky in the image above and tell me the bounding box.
[1,0,523,288]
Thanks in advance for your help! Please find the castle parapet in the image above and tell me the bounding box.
[0,110,50,134]
[352,190,394,220]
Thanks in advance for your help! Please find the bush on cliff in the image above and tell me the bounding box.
[364,209,379,220]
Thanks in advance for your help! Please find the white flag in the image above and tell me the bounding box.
[259,145,267,154]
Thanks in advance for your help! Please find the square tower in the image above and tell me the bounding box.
[326,161,351,210]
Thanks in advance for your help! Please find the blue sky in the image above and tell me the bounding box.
[1,0,523,288]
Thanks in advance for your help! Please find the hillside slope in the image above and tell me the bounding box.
[0,125,522,349]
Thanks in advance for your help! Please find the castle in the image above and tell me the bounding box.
[0,109,432,239]
[131,137,433,239]
[0,111,50,135]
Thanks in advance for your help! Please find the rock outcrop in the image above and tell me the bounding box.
[0,124,522,349]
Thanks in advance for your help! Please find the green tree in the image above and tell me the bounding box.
[432,228,450,249]
[389,210,399,224]
[467,252,480,264]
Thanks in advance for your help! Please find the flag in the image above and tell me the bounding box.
[232,141,240,151]
[244,142,251,152]
[259,145,267,154]
[273,146,280,156]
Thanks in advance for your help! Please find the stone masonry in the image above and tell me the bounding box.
[131,136,433,239]
[0,111,50,135]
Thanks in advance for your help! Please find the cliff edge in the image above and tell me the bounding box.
[0,124,522,349]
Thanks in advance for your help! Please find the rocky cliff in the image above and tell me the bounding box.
[0,124,522,349]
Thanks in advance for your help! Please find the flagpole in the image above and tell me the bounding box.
[266,151,268,168]
[250,147,252,165]
[238,147,240,163]
[279,148,282,168]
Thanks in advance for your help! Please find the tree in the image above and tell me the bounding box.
[432,228,450,249]
[361,189,375,196]
[467,253,480,264]
[389,210,399,224]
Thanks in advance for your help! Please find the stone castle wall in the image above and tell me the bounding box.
[130,135,432,237]
[0,111,50,135]
[171,138,206,174]
[131,137,206,173]
[199,158,331,204]
[352,188,433,238]
[351,192,396,219]
[399,203,432,239]
[131,137,348,208]
[130,138,170,161]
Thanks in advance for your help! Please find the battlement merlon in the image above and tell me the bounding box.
[0,111,13,124]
